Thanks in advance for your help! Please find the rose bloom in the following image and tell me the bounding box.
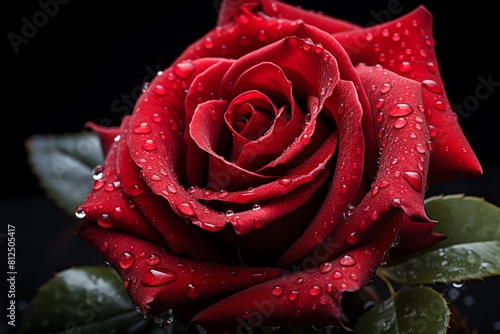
[76,0,481,332]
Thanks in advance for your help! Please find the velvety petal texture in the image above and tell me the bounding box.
[75,1,481,332]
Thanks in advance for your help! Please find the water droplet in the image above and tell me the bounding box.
[380,83,392,94]
[153,84,166,95]
[288,290,300,301]
[92,165,104,180]
[403,171,422,191]
[390,103,414,117]
[422,79,443,94]
[186,284,199,298]
[173,61,195,79]
[340,184,348,194]
[129,184,144,196]
[279,178,292,186]
[346,232,358,245]
[394,118,408,129]
[153,309,174,328]
[177,202,196,217]
[349,273,358,281]
[97,214,113,228]
[258,29,266,41]
[434,100,446,110]
[399,61,413,73]
[118,252,135,270]
[75,207,86,219]
[142,82,149,92]
[225,209,234,217]
[340,255,356,267]
[100,242,109,253]
[309,285,322,296]
[426,62,437,73]
[252,204,261,211]
[332,271,343,279]
[337,103,346,115]
[141,268,178,286]
[272,285,284,296]
[465,249,480,264]
[375,98,385,110]
[146,254,161,266]
[142,139,157,151]
[203,36,214,49]
[415,143,426,153]
[320,262,333,273]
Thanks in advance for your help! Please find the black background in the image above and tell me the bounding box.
[3,0,500,333]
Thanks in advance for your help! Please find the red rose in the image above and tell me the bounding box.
[76,1,482,332]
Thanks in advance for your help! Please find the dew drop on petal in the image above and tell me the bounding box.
[380,83,392,94]
[320,262,333,273]
[118,252,135,270]
[375,98,385,110]
[142,139,157,151]
[422,79,443,94]
[288,290,300,301]
[141,268,178,286]
[186,284,199,298]
[272,285,284,296]
[279,178,292,187]
[350,273,359,281]
[390,103,414,117]
[146,254,161,266]
[92,165,104,180]
[394,118,408,129]
[346,232,358,245]
[153,85,167,95]
[399,61,413,73]
[173,61,195,79]
[340,255,356,267]
[309,285,322,296]
[177,202,196,217]
[403,171,422,191]
[332,271,343,279]
[434,100,446,110]
[416,143,426,153]
[97,214,113,228]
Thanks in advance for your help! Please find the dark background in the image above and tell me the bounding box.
[3,0,500,333]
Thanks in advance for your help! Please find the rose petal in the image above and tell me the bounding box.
[190,99,276,191]
[79,122,165,245]
[389,215,446,258]
[184,59,234,186]
[174,8,377,183]
[192,212,402,332]
[84,121,121,156]
[216,0,362,34]
[218,37,338,172]
[279,80,365,266]
[187,131,338,204]
[304,65,433,263]
[332,5,482,182]
[76,220,286,318]
[116,119,231,261]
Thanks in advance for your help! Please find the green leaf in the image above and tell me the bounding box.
[25,131,103,216]
[20,266,147,334]
[354,286,450,334]
[382,195,500,285]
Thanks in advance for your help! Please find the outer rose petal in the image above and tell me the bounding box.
[85,121,120,156]
[192,212,402,332]
[217,0,362,34]
[76,220,286,318]
[304,65,433,264]
[389,215,446,258]
[332,5,482,182]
